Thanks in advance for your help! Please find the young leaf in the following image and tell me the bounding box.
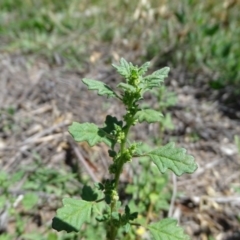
[69,122,111,147]
[117,83,136,92]
[144,142,197,176]
[135,109,163,123]
[148,218,190,240]
[123,223,131,233]
[152,67,170,80]
[82,78,116,98]
[101,115,123,134]
[143,67,170,89]
[138,62,150,76]
[52,198,92,233]
[160,113,174,130]
[112,58,131,79]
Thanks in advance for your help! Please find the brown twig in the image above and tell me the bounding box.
[168,173,177,218]
[22,121,70,145]
[70,141,99,183]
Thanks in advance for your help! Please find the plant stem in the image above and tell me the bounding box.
[115,124,131,190]
[107,119,132,239]
[107,224,118,240]
[95,197,105,203]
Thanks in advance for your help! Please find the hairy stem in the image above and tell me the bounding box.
[107,117,132,239]
[115,123,131,190]
[107,224,118,240]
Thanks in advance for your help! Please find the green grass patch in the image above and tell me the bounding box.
[0,1,239,88]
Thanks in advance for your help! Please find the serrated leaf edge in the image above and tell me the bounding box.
[140,142,197,176]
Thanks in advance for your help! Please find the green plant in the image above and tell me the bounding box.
[0,170,31,238]
[0,156,80,240]
[151,86,177,145]
[146,1,240,91]
[52,58,198,239]
[125,158,171,237]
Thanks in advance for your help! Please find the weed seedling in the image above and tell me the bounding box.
[52,58,198,239]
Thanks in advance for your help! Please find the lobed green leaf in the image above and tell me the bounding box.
[143,67,170,90]
[160,113,174,130]
[112,58,131,79]
[82,78,116,98]
[135,109,163,123]
[138,62,150,76]
[52,198,92,233]
[145,142,197,176]
[68,122,111,147]
[148,218,190,240]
